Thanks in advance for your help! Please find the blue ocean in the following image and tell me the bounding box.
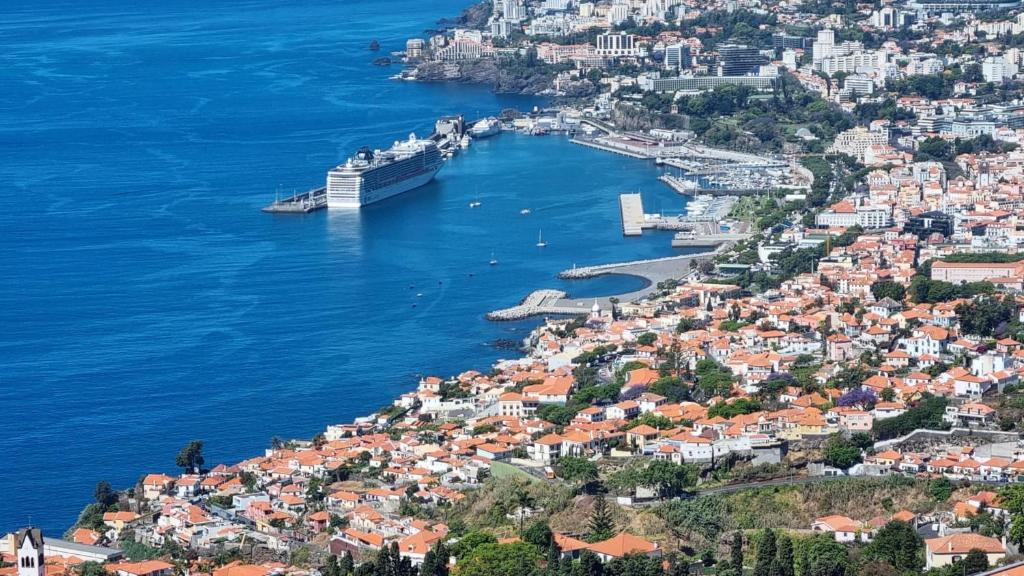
[0,0,690,533]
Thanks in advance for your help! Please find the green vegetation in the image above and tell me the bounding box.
[587,492,616,542]
[957,296,1015,337]
[872,394,949,440]
[175,439,205,473]
[822,435,862,469]
[870,280,905,302]
[863,521,925,572]
[707,398,761,419]
[607,459,699,499]
[909,275,994,303]
[695,359,736,399]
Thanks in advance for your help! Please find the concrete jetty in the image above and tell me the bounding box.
[619,194,644,236]
[487,251,721,321]
[486,290,584,320]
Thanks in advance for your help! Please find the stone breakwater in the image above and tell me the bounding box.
[486,289,584,320]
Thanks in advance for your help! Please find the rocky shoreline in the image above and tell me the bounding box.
[411,59,598,96]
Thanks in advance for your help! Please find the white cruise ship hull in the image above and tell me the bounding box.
[327,164,442,208]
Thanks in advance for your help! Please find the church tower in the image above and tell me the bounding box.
[16,528,44,576]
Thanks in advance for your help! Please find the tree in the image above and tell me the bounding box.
[957,296,1015,337]
[556,457,599,488]
[731,531,744,572]
[537,404,576,426]
[637,332,658,347]
[322,555,342,576]
[605,553,665,576]
[638,460,698,498]
[175,440,205,473]
[801,536,849,576]
[420,542,449,576]
[587,492,616,542]
[822,435,861,469]
[452,531,498,559]
[774,534,794,576]
[579,551,604,576]
[960,549,989,575]
[340,552,355,576]
[754,529,777,576]
[78,562,109,576]
[929,477,953,502]
[456,542,540,576]
[864,521,923,572]
[870,281,906,302]
[95,481,118,508]
[306,477,324,505]
[524,520,553,549]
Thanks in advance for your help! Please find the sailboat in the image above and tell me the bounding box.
[536,230,547,248]
[489,251,498,266]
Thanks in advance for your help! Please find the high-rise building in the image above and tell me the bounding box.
[502,0,526,21]
[812,29,835,65]
[664,43,691,70]
[716,44,766,76]
[608,1,630,25]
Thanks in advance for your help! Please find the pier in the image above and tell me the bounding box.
[262,187,327,214]
[619,194,644,236]
[487,252,721,321]
[660,175,768,197]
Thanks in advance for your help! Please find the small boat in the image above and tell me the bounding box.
[520,208,531,215]
[536,230,547,248]
[460,134,471,149]
[489,251,498,266]
[416,293,423,297]
[469,201,482,208]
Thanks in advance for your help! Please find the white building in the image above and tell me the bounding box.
[827,126,889,162]
[596,33,640,57]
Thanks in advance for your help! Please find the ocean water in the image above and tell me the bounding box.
[0,0,691,533]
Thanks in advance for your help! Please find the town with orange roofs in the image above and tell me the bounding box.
[18,0,1024,572]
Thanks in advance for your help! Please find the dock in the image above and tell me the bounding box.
[619,194,644,236]
[262,187,327,214]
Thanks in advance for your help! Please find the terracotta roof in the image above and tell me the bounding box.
[586,533,658,558]
[926,533,1005,555]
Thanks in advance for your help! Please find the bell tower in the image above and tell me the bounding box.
[16,528,44,576]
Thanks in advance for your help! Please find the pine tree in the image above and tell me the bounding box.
[547,541,561,574]
[435,542,450,576]
[587,492,615,542]
[322,555,341,576]
[775,535,794,576]
[420,550,437,576]
[731,531,744,572]
[754,529,777,576]
[339,552,354,576]
[579,551,603,576]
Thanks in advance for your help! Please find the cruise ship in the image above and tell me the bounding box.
[326,134,443,208]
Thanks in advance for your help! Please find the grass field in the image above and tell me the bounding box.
[490,461,540,483]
